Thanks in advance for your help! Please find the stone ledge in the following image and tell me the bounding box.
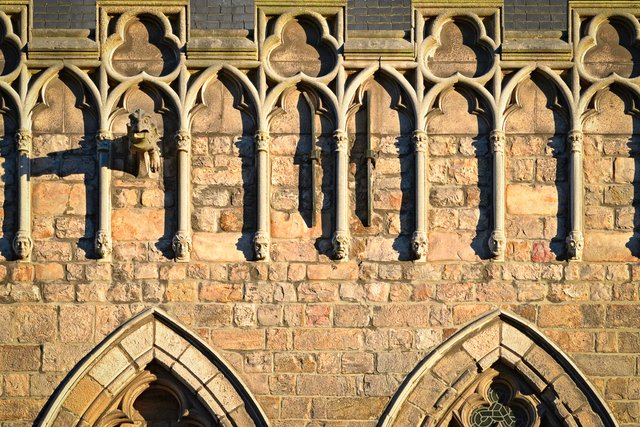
[29,29,99,61]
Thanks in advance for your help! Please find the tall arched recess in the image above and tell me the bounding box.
[35,308,270,427]
[378,310,618,427]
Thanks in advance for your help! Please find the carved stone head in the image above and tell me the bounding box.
[253,231,269,261]
[488,231,505,259]
[332,231,350,260]
[172,231,192,262]
[95,231,112,259]
[412,231,428,259]
[127,109,161,176]
[13,232,32,260]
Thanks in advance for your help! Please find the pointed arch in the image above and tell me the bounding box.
[423,79,496,130]
[36,308,270,426]
[24,64,102,129]
[499,65,575,130]
[379,310,618,427]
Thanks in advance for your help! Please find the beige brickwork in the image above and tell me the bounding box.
[0,0,638,425]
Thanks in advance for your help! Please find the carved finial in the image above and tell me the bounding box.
[127,109,161,177]
[253,231,270,261]
[490,130,505,153]
[412,130,428,153]
[15,129,32,153]
[488,230,505,261]
[332,230,350,260]
[569,130,584,153]
[176,130,191,153]
[255,130,270,152]
[13,231,32,260]
[411,230,428,260]
[333,130,349,153]
[94,231,112,259]
[97,130,112,152]
[566,230,584,261]
[172,230,192,262]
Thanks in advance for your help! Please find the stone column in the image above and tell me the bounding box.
[173,130,192,262]
[566,130,584,260]
[254,130,270,261]
[489,130,506,261]
[13,129,33,260]
[332,129,350,260]
[412,130,428,261]
[95,130,113,260]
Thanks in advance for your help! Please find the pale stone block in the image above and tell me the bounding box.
[88,346,130,387]
[204,374,244,412]
[178,345,220,385]
[192,232,248,262]
[154,321,190,359]
[120,320,153,361]
[506,184,558,216]
[462,321,500,361]
[583,231,638,262]
[501,322,534,357]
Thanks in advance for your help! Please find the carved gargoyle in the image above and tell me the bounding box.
[127,109,161,177]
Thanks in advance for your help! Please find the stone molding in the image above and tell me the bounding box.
[0,0,637,262]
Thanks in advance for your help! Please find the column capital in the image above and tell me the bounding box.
[332,230,350,260]
[176,130,191,153]
[411,230,428,260]
[490,130,505,154]
[253,230,270,261]
[488,230,506,261]
[255,130,270,152]
[412,130,428,153]
[172,230,192,262]
[568,130,584,153]
[333,130,349,153]
[94,231,112,259]
[13,231,32,260]
[566,230,584,261]
[15,129,32,153]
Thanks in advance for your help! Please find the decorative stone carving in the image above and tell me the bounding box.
[582,18,640,80]
[566,230,585,261]
[488,230,505,260]
[412,129,428,152]
[175,129,191,152]
[172,231,192,262]
[427,18,494,79]
[15,128,31,153]
[255,129,270,152]
[253,230,270,261]
[126,109,161,177]
[12,230,32,260]
[411,231,428,260]
[568,129,583,153]
[332,230,350,260]
[94,231,113,259]
[489,129,505,153]
[333,129,349,152]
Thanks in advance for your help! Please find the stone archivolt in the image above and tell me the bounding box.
[379,310,617,427]
[36,308,270,426]
[0,0,639,264]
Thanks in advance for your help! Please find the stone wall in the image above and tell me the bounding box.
[0,0,639,426]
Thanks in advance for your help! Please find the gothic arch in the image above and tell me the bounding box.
[378,310,618,427]
[36,308,270,427]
